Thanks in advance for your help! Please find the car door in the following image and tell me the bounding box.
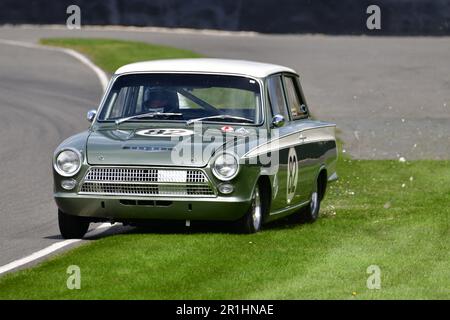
[267,74,305,212]
[282,74,316,203]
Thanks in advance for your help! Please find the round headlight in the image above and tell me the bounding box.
[212,153,239,181]
[54,149,82,177]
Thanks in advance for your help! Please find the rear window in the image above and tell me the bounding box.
[267,75,289,119]
[284,76,308,120]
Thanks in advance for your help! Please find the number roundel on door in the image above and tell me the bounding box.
[286,147,298,204]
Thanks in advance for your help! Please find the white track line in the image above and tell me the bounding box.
[0,39,109,91]
[12,24,259,37]
[0,223,113,275]
[0,39,111,275]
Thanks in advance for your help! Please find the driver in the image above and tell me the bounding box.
[143,88,174,113]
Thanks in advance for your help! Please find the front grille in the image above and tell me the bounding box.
[80,183,214,196]
[79,167,214,197]
[85,167,158,183]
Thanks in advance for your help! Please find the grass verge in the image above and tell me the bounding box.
[0,158,448,299]
[0,39,448,299]
[40,38,202,73]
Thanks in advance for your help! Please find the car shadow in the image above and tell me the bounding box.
[44,223,132,241]
[128,220,237,235]
[122,216,304,235]
[44,216,305,240]
[45,235,64,240]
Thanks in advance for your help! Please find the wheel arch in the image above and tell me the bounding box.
[256,174,272,221]
[316,166,328,201]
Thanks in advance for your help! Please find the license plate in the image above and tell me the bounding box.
[157,170,187,183]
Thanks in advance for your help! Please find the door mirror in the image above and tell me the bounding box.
[300,104,308,114]
[272,114,285,128]
[87,109,97,123]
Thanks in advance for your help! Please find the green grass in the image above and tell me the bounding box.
[0,158,449,299]
[2,39,447,299]
[40,38,202,73]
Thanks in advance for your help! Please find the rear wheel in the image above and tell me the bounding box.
[292,182,321,223]
[236,183,264,233]
[58,209,90,239]
[303,186,321,222]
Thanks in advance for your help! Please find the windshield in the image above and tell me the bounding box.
[98,73,262,124]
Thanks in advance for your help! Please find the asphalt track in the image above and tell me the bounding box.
[0,25,449,271]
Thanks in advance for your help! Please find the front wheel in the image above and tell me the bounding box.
[235,183,264,233]
[58,210,90,239]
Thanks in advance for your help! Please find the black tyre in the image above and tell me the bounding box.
[58,209,90,239]
[236,183,264,234]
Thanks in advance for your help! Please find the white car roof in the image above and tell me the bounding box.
[114,58,297,78]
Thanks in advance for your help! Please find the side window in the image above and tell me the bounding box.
[284,76,308,120]
[104,87,130,119]
[267,75,289,119]
[101,86,141,119]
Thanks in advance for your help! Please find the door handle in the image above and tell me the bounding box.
[298,134,307,141]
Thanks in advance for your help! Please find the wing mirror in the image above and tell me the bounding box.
[87,109,97,123]
[272,114,285,128]
[300,104,309,114]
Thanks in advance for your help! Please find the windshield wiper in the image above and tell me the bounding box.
[186,115,254,125]
[115,112,183,125]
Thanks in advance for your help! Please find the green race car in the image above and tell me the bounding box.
[53,58,338,238]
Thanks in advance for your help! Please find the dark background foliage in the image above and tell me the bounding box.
[1,0,450,35]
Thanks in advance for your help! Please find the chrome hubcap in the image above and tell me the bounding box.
[310,191,318,217]
[251,188,262,230]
